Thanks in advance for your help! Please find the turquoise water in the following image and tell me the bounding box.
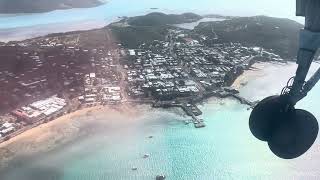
[0,1,318,178]
[0,101,288,180]
[2,96,320,180]
[2,63,320,179]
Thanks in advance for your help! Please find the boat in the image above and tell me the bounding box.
[132,167,138,171]
[143,154,150,158]
[156,175,166,180]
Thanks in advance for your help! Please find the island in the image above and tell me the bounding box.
[0,0,105,14]
[0,12,302,141]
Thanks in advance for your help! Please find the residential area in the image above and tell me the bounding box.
[0,25,283,139]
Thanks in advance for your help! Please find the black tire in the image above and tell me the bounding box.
[268,109,318,159]
[249,95,286,141]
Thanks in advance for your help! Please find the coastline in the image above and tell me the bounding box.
[0,106,101,147]
[1,61,320,179]
[0,0,106,15]
[232,61,289,90]
[0,19,113,42]
[0,61,279,166]
[232,61,293,102]
[0,103,148,168]
[233,61,320,102]
[1,61,312,153]
[0,6,183,42]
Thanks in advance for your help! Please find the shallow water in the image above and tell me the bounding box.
[0,0,301,28]
[0,0,304,42]
[1,63,320,180]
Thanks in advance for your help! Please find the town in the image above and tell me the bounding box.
[0,24,283,142]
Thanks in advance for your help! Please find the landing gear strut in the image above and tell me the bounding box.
[249,0,320,159]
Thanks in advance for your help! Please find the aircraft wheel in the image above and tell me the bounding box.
[249,95,289,141]
[268,109,318,159]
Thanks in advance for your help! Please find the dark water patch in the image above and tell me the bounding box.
[0,157,64,180]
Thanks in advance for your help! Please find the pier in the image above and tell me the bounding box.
[230,94,258,107]
[153,101,205,128]
[179,103,205,128]
[151,89,259,129]
[206,89,258,107]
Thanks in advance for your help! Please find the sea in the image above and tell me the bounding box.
[0,62,319,180]
[0,1,319,179]
[0,0,304,42]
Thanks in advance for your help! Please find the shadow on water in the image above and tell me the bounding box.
[0,150,64,180]
[0,124,110,180]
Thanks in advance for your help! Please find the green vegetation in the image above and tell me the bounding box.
[110,25,169,48]
[110,12,202,48]
[110,13,303,59]
[128,12,202,26]
[194,16,303,59]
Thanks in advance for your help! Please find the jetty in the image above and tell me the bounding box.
[204,89,258,108]
[230,94,258,107]
[153,101,205,128]
[151,88,259,129]
[179,103,205,128]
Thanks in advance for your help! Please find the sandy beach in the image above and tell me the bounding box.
[1,60,319,174]
[0,61,302,168]
[232,61,292,94]
[0,62,320,179]
[0,103,147,168]
[233,61,320,101]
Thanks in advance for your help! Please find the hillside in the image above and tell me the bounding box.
[3,12,304,59]
[194,16,304,59]
[0,0,104,13]
[111,14,303,58]
[128,12,203,26]
[109,12,202,48]
[110,25,169,48]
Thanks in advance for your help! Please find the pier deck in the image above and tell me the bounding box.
[153,101,205,128]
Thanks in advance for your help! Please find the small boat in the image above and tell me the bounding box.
[148,135,153,139]
[132,167,138,171]
[143,154,150,158]
[156,175,166,180]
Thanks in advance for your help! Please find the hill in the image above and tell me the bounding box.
[109,12,202,48]
[128,12,202,26]
[0,0,104,13]
[110,25,169,48]
[194,16,304,59]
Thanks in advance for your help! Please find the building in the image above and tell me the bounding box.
[0,122,15,136]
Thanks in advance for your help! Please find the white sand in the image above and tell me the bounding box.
[233,61,320,101]
[0,103,147,168]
